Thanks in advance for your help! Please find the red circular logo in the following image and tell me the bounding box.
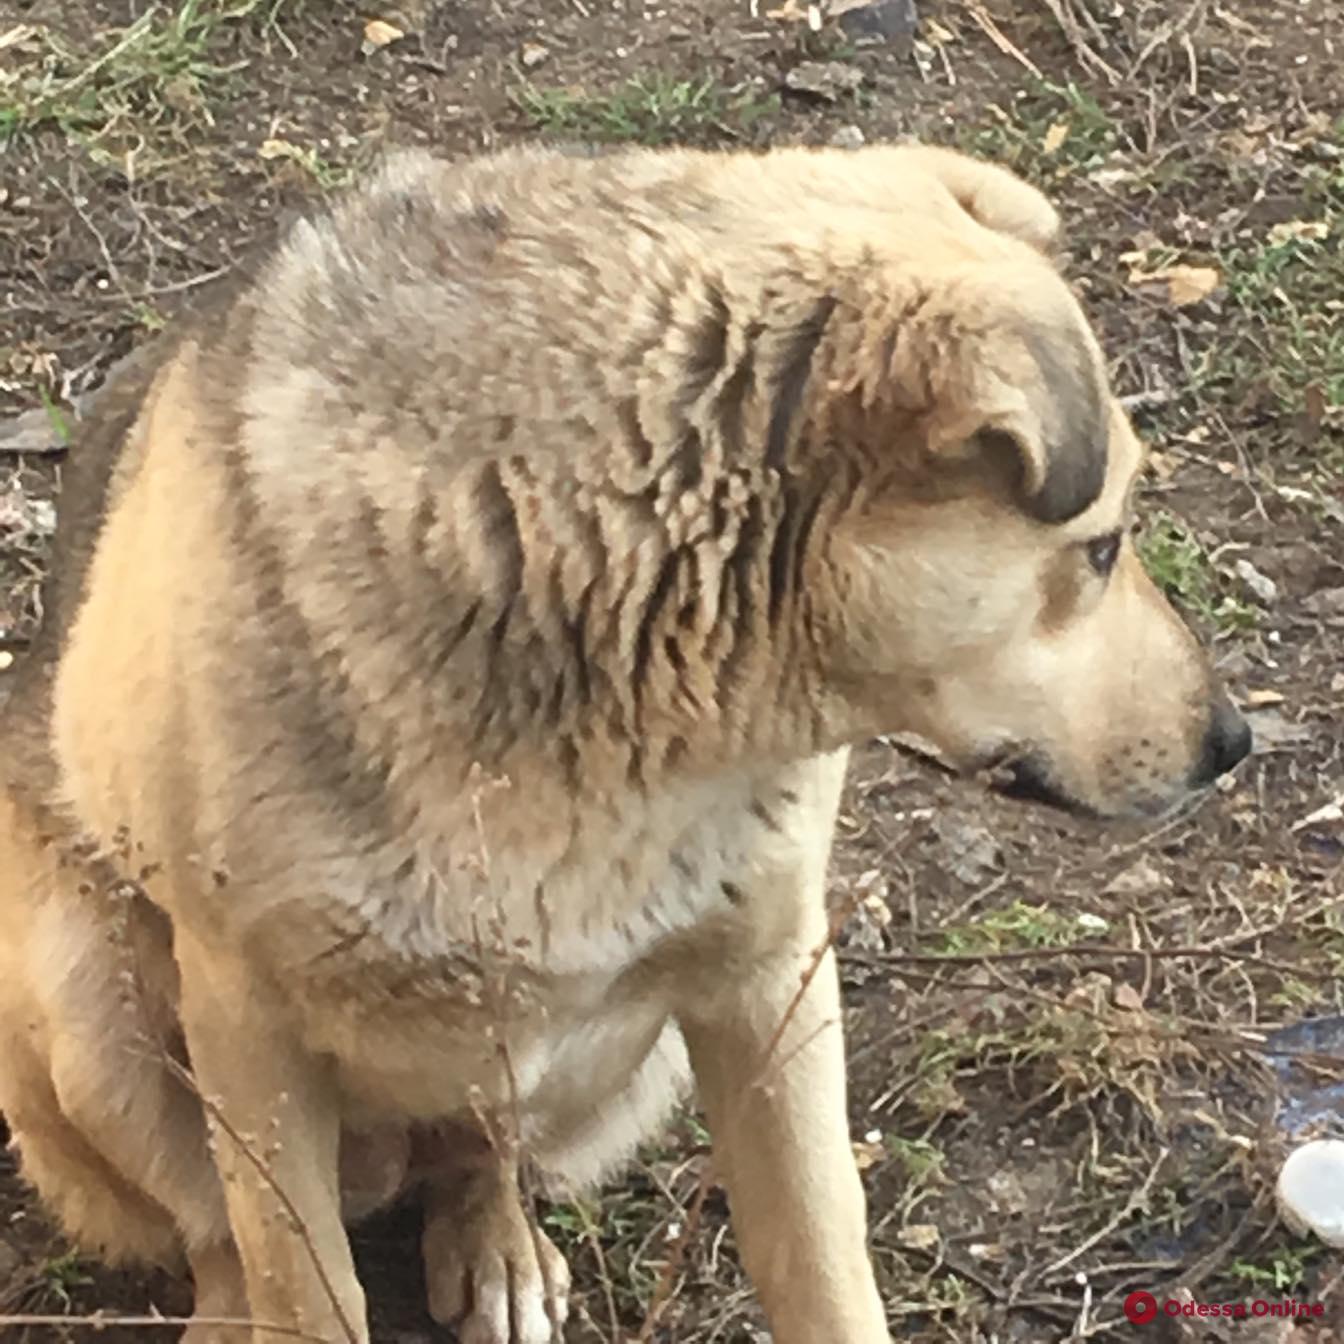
[1124,1291,1159,1324]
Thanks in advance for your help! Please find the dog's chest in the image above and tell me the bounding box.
[385,772,808,980]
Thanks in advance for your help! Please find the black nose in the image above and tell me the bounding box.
[1191,699,1253,787]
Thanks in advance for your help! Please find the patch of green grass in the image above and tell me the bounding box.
[39,1251,94,1310]
[514,74,779,146]
[257,136,355,190]
[955,80,1119,183]
[1205,121,1344,460]
[884,1135,946,1190]
[1228,1243,1322,1292]
[0,1,284,167]
[1137,511,1257,635]
[934,901,1096,956]
[37,385,72,446]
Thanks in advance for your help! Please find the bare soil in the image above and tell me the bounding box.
[1,1,1342,1341]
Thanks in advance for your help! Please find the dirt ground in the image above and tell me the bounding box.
[1,0,1343,1340]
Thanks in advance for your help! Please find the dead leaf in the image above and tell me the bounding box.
[362,18,405,52]
[1245,689,1286,708]
[258,137,300,161]
[1267,219,1329,247]
[1042,121,1069,155]
[1128,263,1222,307]
[852,1138,886,1172]
[897,1224,940,1251]
[1145,450,1176,482]
[1104,857,1170,896]
[1113,983,1145,1012]
[1297,382,1328,445]
[0,23,41,51]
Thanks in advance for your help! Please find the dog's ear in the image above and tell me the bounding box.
[824,262,1109,524]
[897,146,1063,256]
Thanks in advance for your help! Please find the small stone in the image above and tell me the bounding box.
[1233,558,1278,605]
[1247,709,1313,755]
[829,124,866,149]
[521,41,550,68]
[1277,1139,1344,1247]
[930,816,1001,886]
[831,0,919,47]
[784,60,864,101]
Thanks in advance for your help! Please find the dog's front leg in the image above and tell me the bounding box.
[679,944,889,1344]
[176,931,366,1344]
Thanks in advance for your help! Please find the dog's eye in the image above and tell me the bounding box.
[1085,531,1122,577]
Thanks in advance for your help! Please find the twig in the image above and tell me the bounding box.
[1035,1147,1170,1282]
[964,1,1042,79]
[1118,388,1178,413]
[0,1315,330,1340]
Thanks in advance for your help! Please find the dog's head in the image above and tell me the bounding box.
[783,149,1250,818]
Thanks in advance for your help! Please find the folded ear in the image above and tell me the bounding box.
[894,145,1063,256]
[826,260,1109,524]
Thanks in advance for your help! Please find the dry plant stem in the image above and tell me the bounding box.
[0,1316,329,1339]
[161,1055,359,1344]
[964,0,1043,78]
[1034,1146,1170,1283]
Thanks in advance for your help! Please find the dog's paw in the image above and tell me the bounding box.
[422,1177,570,1344]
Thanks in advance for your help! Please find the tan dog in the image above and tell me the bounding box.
[2,141,1249,1344]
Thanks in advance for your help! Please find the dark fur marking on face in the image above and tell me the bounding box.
[766,297,837,471]
[720,880,745,906]
[778,788,800,806]
[1020,322,1108,525]
[1037,548,1084,634]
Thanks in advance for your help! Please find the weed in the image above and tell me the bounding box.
[37,387,71,447]
[955,81,1119,183]
[514,74,778,146]
[934,901,1092,956]
[1228,1243,1322,1292]
[0,1,278,168]
[1137,511,1257,635]
[884,1135,946,1190]
[40,1251,94,1310]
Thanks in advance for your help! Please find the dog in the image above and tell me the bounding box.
[0,140,1250,1344]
